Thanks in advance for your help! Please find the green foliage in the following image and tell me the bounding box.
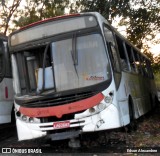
[143,51,160,73]
[70,0,130,22]
[0,0,22,35]
[153,54,160,73]
[124,6,160,49]
[73,0,160,50]
[13,0,69,28]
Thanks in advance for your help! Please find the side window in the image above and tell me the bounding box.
[144,58,150,77]
[3,41,12,78]
[125,43,137,73]
[133,50,144,75]
[139,55,145,76]
[140,56,150,77]
[104,26,120,72]
[130,48,139,73]
[146,60,154,78]
[116,36,130,71]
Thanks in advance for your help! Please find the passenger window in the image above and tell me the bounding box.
[140,56,150,77]
[104,26,120,72]
[134,51,142,74]
[125,44,137,73]
[146,60,154,78]
[144,59,150,77]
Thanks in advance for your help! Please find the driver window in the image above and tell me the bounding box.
[104,26,120,72]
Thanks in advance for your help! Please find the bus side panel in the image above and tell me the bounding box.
[117,72,153,126]
[0,78,13,124]
[117,72,131,126]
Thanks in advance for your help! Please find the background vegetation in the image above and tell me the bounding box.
[0,0,160,89]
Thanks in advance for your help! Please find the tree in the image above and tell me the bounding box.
[153,54,160,73]
[0,0,22,35]
[70,0,130,23]
[13,0,69,28]
[72,0,160,73]
[122,4,160,49]
[72,0,160,50]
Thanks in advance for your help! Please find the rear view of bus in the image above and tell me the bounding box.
[8,12,157,142]
[0,34,13,124]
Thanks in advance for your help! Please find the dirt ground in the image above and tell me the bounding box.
[127,104,160,148]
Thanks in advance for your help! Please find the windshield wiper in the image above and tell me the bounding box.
[37,43,56,95]
[71,33,79,78]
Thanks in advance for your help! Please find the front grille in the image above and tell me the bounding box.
[40,110,84,122]
[20,91,98,108]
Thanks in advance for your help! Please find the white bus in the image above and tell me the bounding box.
[8,12,158,142]
[0,34,14,124]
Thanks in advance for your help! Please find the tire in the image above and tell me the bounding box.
[11,106,16,124]
[128,97,137,132]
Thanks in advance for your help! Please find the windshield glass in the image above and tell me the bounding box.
[51,33,111,91]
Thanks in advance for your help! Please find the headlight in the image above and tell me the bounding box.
[29,117,34,123]
[97,103,106,111]
[104,96,112,103]
[89,107,95,113]
[22,115,27,121]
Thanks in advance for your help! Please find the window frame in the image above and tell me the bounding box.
[103,24,121,73]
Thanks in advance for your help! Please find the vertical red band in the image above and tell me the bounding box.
[5,86,8,99]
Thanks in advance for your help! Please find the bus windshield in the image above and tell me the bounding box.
[51,33,111,92]
[15,33,111,95]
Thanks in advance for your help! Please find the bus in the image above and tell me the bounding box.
[0,34,13,124]
[8,12,158,143]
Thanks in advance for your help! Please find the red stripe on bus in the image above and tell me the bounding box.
[19,93,104,118]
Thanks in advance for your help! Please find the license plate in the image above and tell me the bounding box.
[53,121,70,129]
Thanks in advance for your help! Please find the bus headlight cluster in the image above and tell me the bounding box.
[16,111,35,123]
[22,115,27,121]
[89,107,96,113]
[104,96,112,103]
[97,103,106,111]
[29,117,34,123]
[22,115,34,123]
[89,103,106,115]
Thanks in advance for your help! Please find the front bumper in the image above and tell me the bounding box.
[16,104,120,141]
